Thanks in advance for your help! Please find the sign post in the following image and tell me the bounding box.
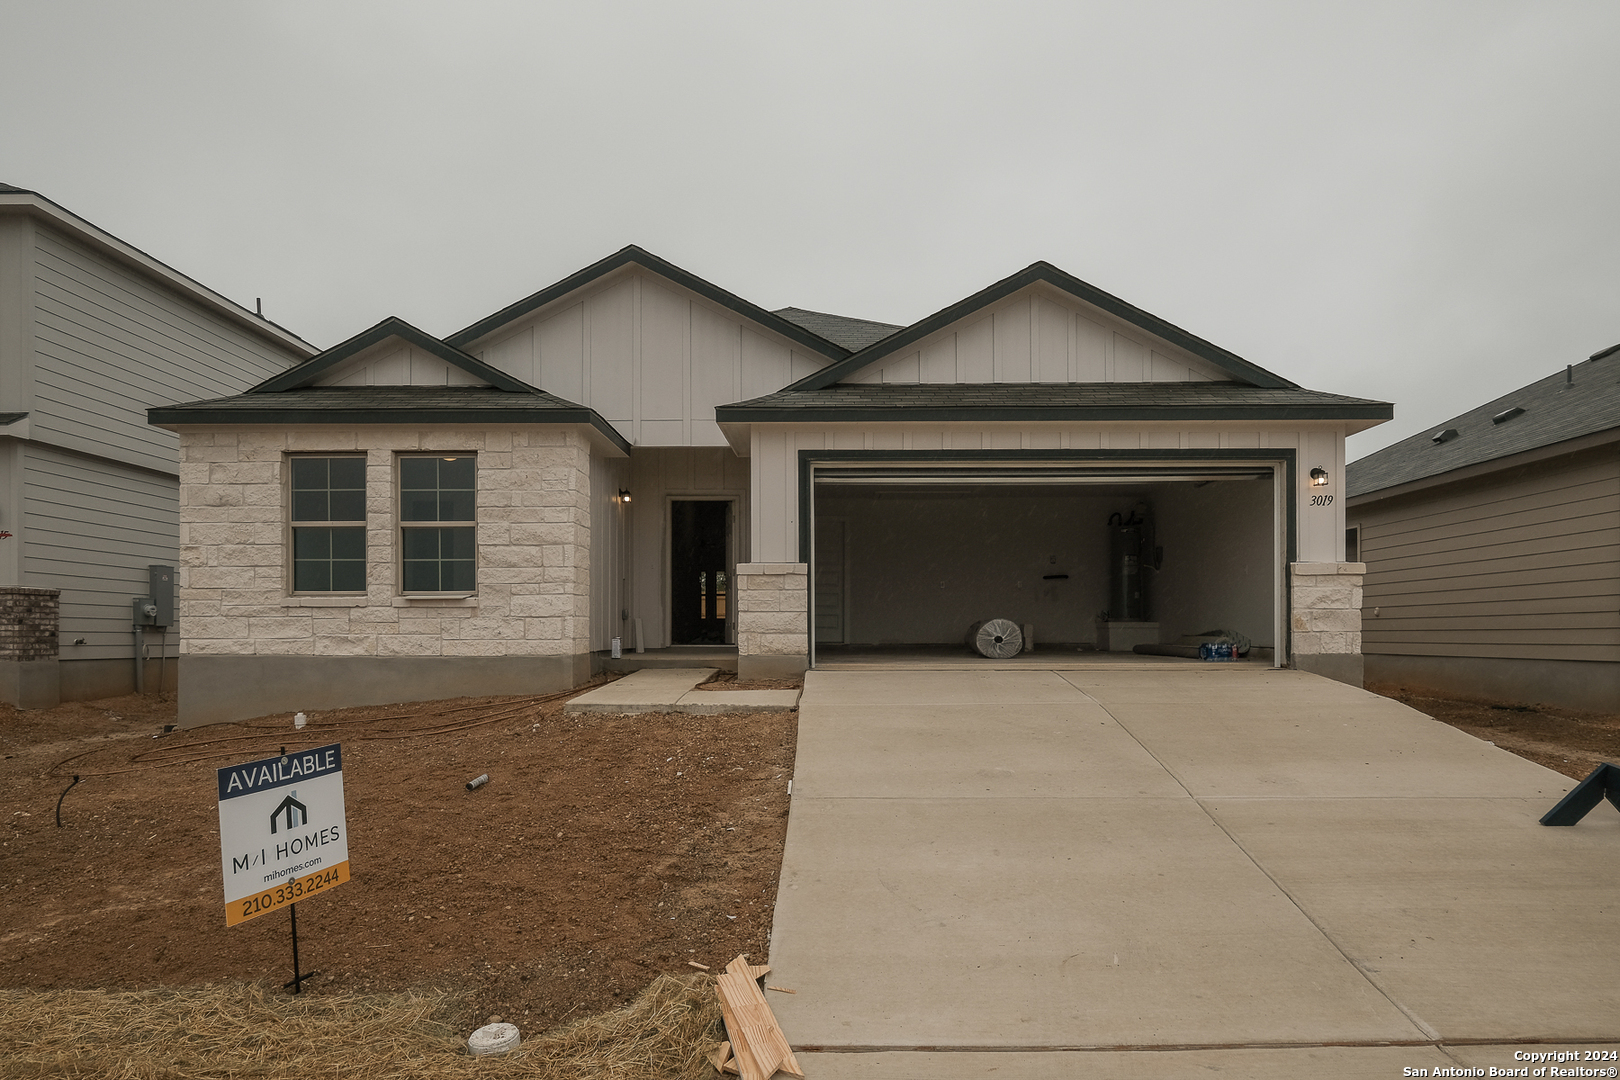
[217,743,351,992]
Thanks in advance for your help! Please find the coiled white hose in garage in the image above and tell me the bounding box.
[968,619,1023,659]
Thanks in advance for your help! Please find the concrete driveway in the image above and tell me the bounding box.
[766,664,1620,1078]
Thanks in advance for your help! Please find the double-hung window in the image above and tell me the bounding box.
[399,455,476,593]
[290,457,367,593]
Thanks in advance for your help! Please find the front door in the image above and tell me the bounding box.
[670,500,730,645]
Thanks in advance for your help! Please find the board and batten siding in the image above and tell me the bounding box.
[471,270,833,447]
[21,443,179,660]
[589,452,631,652]
[311,341,487,387]
[30,223,298,476]
[1354,446,1620,663]
[748,422,1344,566]
[845,286,1232,386]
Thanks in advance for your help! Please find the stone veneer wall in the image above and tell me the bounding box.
[176,427,594,725]
[1289,561,1365,687]
[735,562,808,680]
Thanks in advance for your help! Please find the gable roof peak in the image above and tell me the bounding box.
[784,258,1298,392]
[251,315,537,394]
[444,246,850,361]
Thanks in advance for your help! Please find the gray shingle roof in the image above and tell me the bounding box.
[716,382,1392,423]
[772,307,903,352]
[1347,348,1620,498]
[148,386,631,453]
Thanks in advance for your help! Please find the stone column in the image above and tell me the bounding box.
[1289,562,1365,687]
[735,562,809,680]
[0,586,61,709]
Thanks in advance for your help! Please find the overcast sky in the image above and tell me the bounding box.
[4,1,1617,459]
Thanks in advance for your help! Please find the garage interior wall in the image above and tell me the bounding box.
[814,477,1274,649]
[1150,478,1275,649]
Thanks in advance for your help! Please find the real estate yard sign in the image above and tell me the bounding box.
[218,744,351,926]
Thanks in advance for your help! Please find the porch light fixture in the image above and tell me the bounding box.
[1309,467,1330,487]
[618,489,632,504]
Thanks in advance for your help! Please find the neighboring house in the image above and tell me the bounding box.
[0,183,315,707]
[1346,347,1620,712]
[150,246,1390,726]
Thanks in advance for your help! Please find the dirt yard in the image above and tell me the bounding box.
[3,674,1616,1051]
[0,679,797,1036]
[1369,683,1620,782]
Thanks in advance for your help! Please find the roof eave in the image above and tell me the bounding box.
[0,189,317,359]
[148,405,632,456]
[1348,423,1620,504]
[716,403,1394,425]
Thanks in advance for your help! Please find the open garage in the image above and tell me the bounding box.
[809,459,1284,662]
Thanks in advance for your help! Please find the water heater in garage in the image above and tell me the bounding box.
[1107,506,1156,621]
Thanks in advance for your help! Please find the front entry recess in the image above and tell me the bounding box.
[671,500,730,645]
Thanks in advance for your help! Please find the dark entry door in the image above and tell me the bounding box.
[671,500,729,645]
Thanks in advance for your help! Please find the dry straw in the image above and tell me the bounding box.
[0,973,721,1079]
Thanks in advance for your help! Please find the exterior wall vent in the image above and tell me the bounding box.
[1492,406,1525,424]
[1431,428,1460,444]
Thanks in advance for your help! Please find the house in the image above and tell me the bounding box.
[0,183,315,707]
[1346,346,1620,712]
[149,246,1390,726]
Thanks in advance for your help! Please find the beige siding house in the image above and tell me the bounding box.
[0,183,313,706]
[153,247,1390,726]
[1346,347,1620,711]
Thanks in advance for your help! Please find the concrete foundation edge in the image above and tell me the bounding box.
[56,657,183,702]
[1365,652,1620,713]
[178,653,593,727]
[1292,652,1364,688]
[739,654,809,681]
[0,659,60,709]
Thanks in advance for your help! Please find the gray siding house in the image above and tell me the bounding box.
[0,183,314,706]
[153,246,1389,727]
[1346,346,1620,712]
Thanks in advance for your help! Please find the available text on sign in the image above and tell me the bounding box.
[217,743,351,926]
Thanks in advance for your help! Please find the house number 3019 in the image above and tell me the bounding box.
[1310,494,1334,506]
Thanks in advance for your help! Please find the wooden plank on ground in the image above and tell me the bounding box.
[709,1040,732,1073]
[717,970,803,1079]
[716,975,777,1080]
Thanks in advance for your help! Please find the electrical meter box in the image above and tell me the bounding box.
[148,565,175,627]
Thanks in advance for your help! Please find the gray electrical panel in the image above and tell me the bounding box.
[148,565,175,627]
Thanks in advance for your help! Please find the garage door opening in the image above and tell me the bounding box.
[811,468,1279,663]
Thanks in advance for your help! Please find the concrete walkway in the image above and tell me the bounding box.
[564,667,800,715]
[767,665,1620,1078]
